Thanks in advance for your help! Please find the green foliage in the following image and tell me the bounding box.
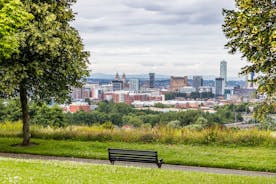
[0,0,89,144]
[122,115,143,127]
[235,103,250,113]
[3,99,21,122]
[101,121,114,130]
[30,104,66,127]
[258,116,276,131]
[97,101,134,114]
[0,99,67,127]
[215,104,244,123]
[0,99,259,129]
[223,0,276,120]
[66,111,108,126]
[185,116,209,130]
[0,0,33,59]
[0,0,89,101]
[108,113,123,126]
[140,114,160,126]
[0,99,21,122]
[195,116,208,126]
[166,120,181,129]
[90,102,246,126]
[96,101,113,113]
[153,103,172,108]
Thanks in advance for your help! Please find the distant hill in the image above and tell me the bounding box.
[89,73,242,81]
[90,73,169,80]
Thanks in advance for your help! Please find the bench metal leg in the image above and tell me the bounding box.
[157,159,164,168]
[110,160,115,165]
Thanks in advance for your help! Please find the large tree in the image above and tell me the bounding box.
[0,0,89,145]
[223,0,276,120]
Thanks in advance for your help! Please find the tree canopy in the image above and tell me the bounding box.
[0,0,89,99]
[0,0,33,59]
[0,0,89,145]
[223,0,276,120]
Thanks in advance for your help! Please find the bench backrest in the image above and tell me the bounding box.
[108,148,158,163]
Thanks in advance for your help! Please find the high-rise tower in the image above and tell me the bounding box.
[149,73,155,88]
[215,77,225,96]
[192,76,203,90]
[220,60,227,85]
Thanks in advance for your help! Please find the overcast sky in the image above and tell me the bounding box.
[72,0,246,78]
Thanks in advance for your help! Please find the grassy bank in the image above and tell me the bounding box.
[0,137,275,172]
[0,122,275,146]
[0,157,275,184]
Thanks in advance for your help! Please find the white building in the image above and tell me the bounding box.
[179,86,196,94]
[129,79,140,92]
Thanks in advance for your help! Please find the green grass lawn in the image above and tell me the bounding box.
[0,137,275,172]
[0,157,275,184]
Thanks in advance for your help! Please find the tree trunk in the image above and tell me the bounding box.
[19,84,30,145]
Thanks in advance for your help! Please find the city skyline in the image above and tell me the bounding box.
[72,0,246,77]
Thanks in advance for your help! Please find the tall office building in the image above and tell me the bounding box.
[215,77,225,96]
[129,79,140,92]
[220,60,227,85]
[192,76,203,90]
[149,73,155,88]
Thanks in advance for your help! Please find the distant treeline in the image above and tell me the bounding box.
[0,99,253,129]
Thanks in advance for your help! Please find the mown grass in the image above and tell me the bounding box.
[1,122,275,146]
[0,157,275,184]
[0,137,275,172]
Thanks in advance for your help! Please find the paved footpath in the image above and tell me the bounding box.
[0,152,275,177]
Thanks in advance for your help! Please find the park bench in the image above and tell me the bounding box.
[108,148,164,168]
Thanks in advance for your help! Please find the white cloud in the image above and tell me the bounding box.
[72,0,246,77]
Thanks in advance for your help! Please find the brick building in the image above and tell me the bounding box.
[170,76,188,92]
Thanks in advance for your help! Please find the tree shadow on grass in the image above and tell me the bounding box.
[11,142,39,148]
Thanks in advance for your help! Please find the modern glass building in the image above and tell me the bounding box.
[192,76,203,90]
[149,73,155,88]
[220,60,227,85]
[215,77,225,96]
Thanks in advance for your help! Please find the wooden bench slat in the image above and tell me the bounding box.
[109,148,156,153]
[110,153,157,157]
[110,156,157,161]
[110,158,158,163]
[109,152,157,156]
[109,150,157,155]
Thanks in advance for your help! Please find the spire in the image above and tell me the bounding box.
[115,72,120,80]
[122,73,126,83]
